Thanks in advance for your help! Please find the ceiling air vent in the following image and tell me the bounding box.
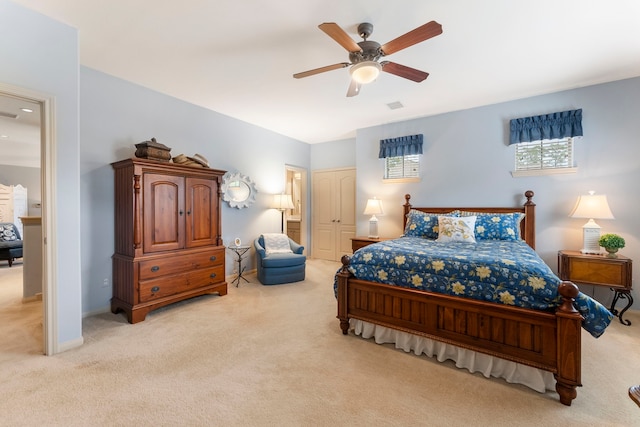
[0,111,19,119]
[387,101,404,110]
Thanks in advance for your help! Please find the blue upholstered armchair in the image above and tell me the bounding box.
[0,223,23,267]
[254,234,306,285]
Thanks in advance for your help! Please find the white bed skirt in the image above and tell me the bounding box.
[351,319,556,393]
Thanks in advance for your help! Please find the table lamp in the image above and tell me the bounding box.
[569,191,614,254]
[363,198,384,238]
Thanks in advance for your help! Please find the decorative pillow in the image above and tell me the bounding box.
[459,211,524,241]
[403,209,458,239]
[0,224,18,242]
[262,233,293,254]
[436,216,477,243]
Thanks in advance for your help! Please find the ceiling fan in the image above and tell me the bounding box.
[293,21,443,97]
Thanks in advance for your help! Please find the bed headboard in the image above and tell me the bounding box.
[402,190,536,249]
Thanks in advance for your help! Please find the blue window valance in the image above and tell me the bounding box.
[379,134,423,158]
[509,109,583,145]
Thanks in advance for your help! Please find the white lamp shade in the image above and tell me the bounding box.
[350,61,381,84]
[569,193,614,219]
[271,194,294,211]
[363,198,384,216]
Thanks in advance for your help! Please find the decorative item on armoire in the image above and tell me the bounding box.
[134,137,171,161]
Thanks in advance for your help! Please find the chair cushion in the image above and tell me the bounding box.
[0,240,23,250]
[261,252,306,268]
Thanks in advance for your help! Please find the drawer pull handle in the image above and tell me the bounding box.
[210,256,217,262]
[151,266,160,272]
[210,273,217,279]
[151,286,160,293]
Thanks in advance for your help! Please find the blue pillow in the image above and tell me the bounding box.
[459,211,524,241]
[404,209,458,239]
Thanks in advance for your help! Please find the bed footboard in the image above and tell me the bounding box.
[336,255,583,405]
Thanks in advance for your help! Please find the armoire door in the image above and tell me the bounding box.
[185,177,218,248]
[143,173,185,253]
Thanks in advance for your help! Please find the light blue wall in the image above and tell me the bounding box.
[0,0,82,348]
[350,77,640,309]
[80,67,310,314]
[310,138,356,170]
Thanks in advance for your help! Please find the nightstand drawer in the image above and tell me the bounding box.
[558,250,632,291]
[568,258,625,286]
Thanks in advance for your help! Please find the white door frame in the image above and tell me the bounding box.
[0,82,58,355]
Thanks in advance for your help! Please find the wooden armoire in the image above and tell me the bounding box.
[111,158,227,323]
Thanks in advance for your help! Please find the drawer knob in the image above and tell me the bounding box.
[151,286,160,293]
[210,256,217,262]
[210,273,217,279]
[151,266,160,272]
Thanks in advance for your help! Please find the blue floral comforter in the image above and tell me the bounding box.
[336,237,612,338]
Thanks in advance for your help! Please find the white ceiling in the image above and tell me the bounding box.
[6,0,640,148]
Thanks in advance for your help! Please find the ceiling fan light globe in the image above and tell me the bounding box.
[350,61,381,84]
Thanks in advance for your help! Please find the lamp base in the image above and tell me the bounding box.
[368,217,379,239]
[581,221,602,255]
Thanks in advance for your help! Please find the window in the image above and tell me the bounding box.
[384,154,420,179]
[515,137,574,171]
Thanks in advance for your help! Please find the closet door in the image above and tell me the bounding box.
[312,171,336,260]
[335,170,356,257]
[311,168,355,261]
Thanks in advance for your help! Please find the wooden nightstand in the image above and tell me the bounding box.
[558,250,633,325]
[351,236,392,252]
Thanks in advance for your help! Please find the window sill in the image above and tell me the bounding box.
[383,177,421,184]
[511,167,577,177]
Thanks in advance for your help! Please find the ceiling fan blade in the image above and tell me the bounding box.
[381,61,429,82]
[318,23,362,53]
[380,21,442,56]
[346,79,361,97]
[293,62,350,79]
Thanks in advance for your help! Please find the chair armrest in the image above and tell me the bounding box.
[290,239,304,254]
[254,238,266,258]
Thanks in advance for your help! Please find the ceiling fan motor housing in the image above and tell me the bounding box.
[349,40,382,64]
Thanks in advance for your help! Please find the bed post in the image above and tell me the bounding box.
[336,255,352,335]
[403,194,412,231]
[555,281,583,406]
[523,190,536,249]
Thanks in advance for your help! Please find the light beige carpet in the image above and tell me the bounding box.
[1,260,639,426]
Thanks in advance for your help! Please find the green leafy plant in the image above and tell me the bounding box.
[598,233,626,250]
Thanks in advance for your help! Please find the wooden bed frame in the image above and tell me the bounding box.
[336,191,583,405]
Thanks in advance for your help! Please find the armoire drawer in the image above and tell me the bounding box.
[138,265,225,302]
[138,249,224,280]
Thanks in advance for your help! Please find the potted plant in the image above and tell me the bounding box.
[598,233,625,257]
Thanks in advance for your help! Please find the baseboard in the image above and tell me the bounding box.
[56,336,84,354]
[22,292,43,303]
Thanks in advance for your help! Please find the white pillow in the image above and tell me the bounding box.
[262,233,293,254]
[436,216,477,243]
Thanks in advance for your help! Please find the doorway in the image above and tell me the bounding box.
[284,165,308,251]
[0,82,56,355]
